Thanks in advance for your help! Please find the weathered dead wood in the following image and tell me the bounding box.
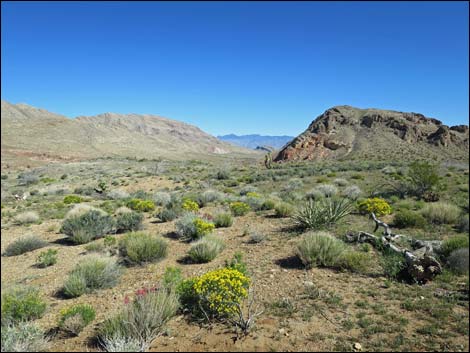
[347,213,443,283]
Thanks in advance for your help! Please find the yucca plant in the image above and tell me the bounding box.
[292,197,353,230]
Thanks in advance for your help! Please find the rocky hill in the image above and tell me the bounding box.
[274,105,469,163]
[1,101,256,167]
[218,134,294,150]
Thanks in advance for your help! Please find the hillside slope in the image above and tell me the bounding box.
[1,101,256,166]
[275,105,469,163]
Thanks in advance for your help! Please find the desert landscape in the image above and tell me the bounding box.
[1,1,469,352]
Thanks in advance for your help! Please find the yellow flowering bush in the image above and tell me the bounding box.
[193,268,250,316]
[357,197,392,216]
[230,201,251,216]
[182,199,200,212]
[246,192,262,198]
[126,199,155,212]
[193,218,215,238]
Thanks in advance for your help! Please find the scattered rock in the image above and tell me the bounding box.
[353,342,362,351]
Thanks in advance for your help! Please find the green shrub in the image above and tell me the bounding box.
[224,251,248,275]
[230,202,251,216]
[380,251,406,279]
[339,251,373,273]
[60,209,115,244]
[162,267,183,290]
[274,202,294,218]
[157,208,179,222]
[13,211,40,225]
[187,236,224,263]
[406,161,442,199]
[3,235,47,257]
[36,249,58,268]
[357,198,392,216]
[98,288,179,351]
[447,248,469,275]
[293,198,353,230]
[296,232,346,268]
[420,202,460,225]
[213,212,233,228]
[175,214,214,241]
[63,195,83,204]
[457,214,469,233]
[315,184,338,198]
[115,209,143,233]
[1,322,48,352]
[261,199,276,210]
[63,255,122,298]
[440,235,469,258]
[119,232,167,265]
[393,210,426,228]
[58,304,95,335]
[126,199,155,212]
[1,286,47,324]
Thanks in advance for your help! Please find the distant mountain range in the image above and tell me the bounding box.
[1,100,257,167]
[217,134,294,150]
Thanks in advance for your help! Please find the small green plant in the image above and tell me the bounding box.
[380,251,406,279]
[63,195,83,204]
[357,198,392,216]
[36,249,58,268]
[213,212,233,228]
[1,286,47,324]
[230,201,251,216]
[162,267,183,290]
[119,232,168,265]
[224,251,248,275]
[58,304,96,335]
[3,235,47,257]
[339,251,373,273]
[187,236,224,263]
[447,248,469,275]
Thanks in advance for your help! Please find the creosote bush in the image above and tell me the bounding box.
[440,235,469,258]
[3,235,47,257]
[393,210,426,228]
[119,232,168,265]
[63,255,122,298]
[63,195,83,204]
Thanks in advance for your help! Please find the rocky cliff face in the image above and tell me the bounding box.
[275,106,469,162]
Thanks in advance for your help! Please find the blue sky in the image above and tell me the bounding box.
[1,1,468,136]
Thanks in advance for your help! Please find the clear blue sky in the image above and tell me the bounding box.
[1,1,468,136]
